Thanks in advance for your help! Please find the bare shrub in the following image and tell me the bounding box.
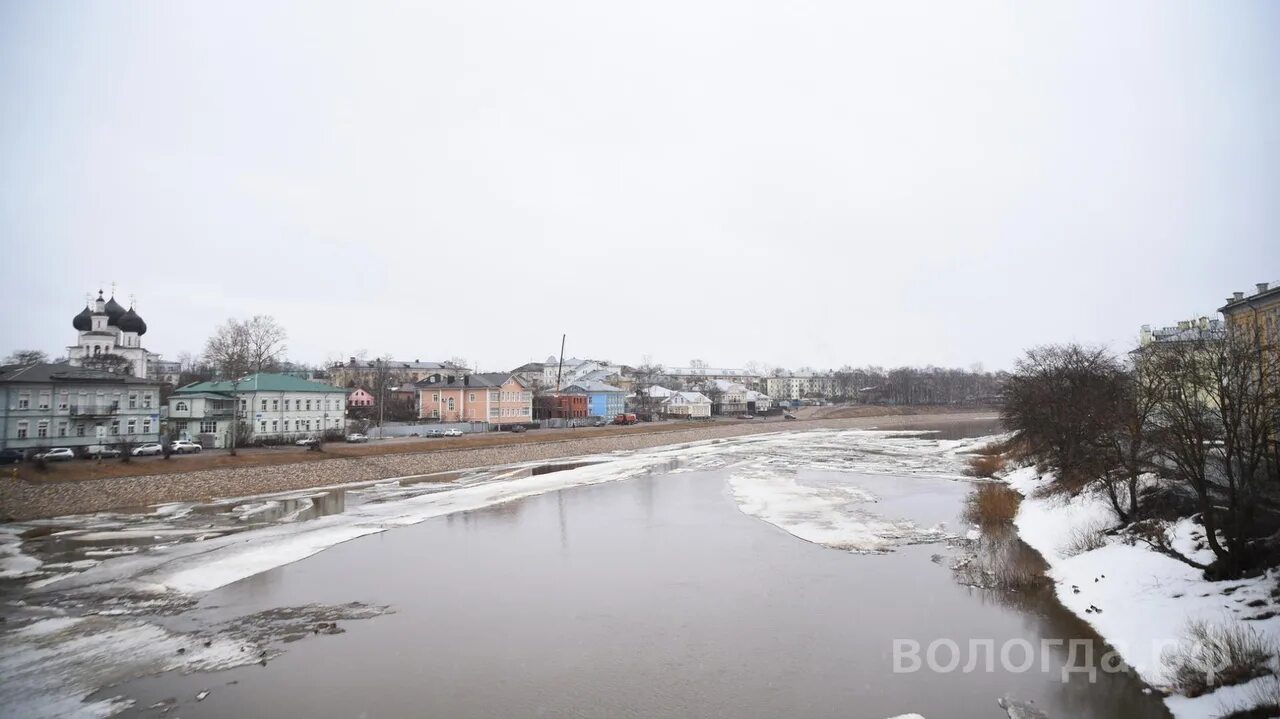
[963,484,1021,528]
[1060,521,1110,557]
[1162,620,1276,697]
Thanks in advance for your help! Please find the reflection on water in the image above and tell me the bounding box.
[106,441,1167,718]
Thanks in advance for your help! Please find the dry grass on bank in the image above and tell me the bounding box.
[963,484,1022,528]
[1164,620,1277,698]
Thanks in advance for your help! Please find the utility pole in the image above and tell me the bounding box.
[555,334,566,391]
[377,357,386,439]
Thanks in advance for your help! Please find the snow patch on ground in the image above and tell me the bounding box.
[1007,465,1280,719]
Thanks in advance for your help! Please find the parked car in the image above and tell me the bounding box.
[423,428,445,438]
[296,437,319,447]
[613,413,638,425]
[170,440,202,454]
[36,447,75,462]
[0,448,24,464]
[783,412,797,420]
[591,418,608,427]
[84,444,122,459]
[507,425,527,433]
[442,428,463,437]
[345,433,368,443]
[132,443,164,456]
[737,414,755,420]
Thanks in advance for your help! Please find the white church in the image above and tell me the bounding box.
[67,289,172,381]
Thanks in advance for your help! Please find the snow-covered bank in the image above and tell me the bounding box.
[1006,466,1280,719]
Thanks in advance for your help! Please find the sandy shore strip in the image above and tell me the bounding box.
[0,412,995,520]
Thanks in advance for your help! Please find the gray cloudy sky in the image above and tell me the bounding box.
[2,1,1277,372]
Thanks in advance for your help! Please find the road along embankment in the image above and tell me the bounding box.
[0,412,996,520]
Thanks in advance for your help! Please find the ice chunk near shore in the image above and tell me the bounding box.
[0,525,41,579]
[728,467,948,553]
[0,614,256,719]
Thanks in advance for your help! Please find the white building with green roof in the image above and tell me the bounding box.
[168,373,348,448]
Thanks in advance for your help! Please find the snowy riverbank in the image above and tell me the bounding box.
[1006,466,1280,719]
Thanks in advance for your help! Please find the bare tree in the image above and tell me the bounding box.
[3,349,49,366]
[689,359,709,369]
[1001,344,1124,487]
[1145,325,1280,578]
[245,316,287,373]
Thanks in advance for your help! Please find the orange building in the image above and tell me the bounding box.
[416,373,532,424]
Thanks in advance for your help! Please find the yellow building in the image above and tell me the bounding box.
[1219,282,1280,352]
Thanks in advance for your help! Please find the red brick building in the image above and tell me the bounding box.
[535,394,588,419]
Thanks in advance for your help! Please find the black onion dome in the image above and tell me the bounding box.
[117,307,147,335]
[104,296,126,325]
[73,305,92,331]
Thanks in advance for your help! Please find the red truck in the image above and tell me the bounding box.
[613,413,638,425]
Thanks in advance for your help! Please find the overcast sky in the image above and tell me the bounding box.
[2,1,1277,373]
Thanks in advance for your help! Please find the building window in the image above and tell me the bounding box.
[142,393,152,409]
[58,393,68,410]
[447,398,455,411]
[142,419,152,434]
[16,421,28,438]
[17,393,29,409]
[239,399,247,411]
[469,393,476,402]
[200,420,217,433]
[76,424,86,437]
[261,421,268,432]
[261,399,268,411]
[127,419,136,434]
[36,421,48,438]
[57,422,68,437]
[128,393,138,409]
[432,393,439,401]
[272,420,278,431]
[175,401,188,412]
[489,406,499,418]
[306,399,312,411]
[110,420,120,435]
[38,392,51,409]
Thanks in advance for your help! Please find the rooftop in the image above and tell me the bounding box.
[416,373,524,390]
[175,373,346,394]
[0,362,159,386]
[1220,281,1280,313]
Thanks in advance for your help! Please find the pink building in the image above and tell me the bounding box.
[347,388,375,407]
[417,373,532,424]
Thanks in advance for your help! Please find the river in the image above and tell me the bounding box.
[2,418,1169,718]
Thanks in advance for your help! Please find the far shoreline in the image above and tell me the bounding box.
[0,408,999,521]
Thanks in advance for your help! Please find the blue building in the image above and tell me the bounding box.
[562,381,626,419]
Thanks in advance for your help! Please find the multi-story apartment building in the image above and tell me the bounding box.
[417,373,532,424]
[168,373,348,448]
[328,358,469,389]
[762,374,837,400]
[0,363,162,451]
[664,367,760,391]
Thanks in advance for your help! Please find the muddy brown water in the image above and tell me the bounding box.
[105,419,1169,719]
